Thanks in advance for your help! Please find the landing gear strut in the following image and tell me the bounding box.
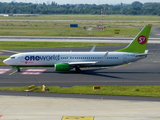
[17,67,20,72]
[75,66,81,73]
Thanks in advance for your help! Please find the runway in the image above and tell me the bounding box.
[0,36,160,44]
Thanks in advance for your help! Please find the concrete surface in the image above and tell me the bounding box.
[0,95,160,120]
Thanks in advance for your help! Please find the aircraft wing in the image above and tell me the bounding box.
[68,61,97,65]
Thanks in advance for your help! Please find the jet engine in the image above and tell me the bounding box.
[54,63,70,71]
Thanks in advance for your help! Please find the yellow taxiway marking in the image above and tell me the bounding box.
[9,68,22,75]
[9,70,17,75]
[0,49,20,54]
[62,116,94,120]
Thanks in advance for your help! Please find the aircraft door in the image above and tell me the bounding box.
[123,54,127,63]
[19,56,25,63]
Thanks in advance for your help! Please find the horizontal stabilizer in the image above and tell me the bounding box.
[135,50,150,57]
[145,50,149,54]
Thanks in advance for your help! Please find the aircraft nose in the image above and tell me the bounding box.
[3,59,10,65]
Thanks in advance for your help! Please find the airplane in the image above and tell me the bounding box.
[3,25,152,72]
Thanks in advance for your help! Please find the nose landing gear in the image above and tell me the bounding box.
[17,67,21,72]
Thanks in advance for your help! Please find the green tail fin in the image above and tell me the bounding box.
[115,25,152,53]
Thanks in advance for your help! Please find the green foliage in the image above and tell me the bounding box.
[0,2,160,15]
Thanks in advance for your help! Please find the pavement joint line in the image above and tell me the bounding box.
[0,105,10,113]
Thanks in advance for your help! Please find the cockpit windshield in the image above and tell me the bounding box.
[10,57,16,59]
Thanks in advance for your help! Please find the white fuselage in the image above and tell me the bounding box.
[3,52,145,67]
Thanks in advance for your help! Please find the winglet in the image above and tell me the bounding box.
[90,45,96,52]
[96,52,108,63]
[115,25,152,53]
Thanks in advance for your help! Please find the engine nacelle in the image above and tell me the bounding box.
[54,63,70,71]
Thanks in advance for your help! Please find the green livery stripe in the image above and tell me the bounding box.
[115,25,152,53]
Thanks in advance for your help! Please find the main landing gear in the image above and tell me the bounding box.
[75,66,81,73]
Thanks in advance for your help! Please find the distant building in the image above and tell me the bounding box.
[13,14,39,16]
[3,14,39,17]
[4,14,13,17]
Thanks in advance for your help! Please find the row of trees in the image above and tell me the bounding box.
[0,1,160,15]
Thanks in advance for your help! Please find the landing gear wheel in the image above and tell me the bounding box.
[17,68,20,72]
[75,67,81,73]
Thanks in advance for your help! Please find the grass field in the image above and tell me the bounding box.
[0,21,140,37]
[0,15,159,37]
[0,27,139,37]
[0,86,160,97]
